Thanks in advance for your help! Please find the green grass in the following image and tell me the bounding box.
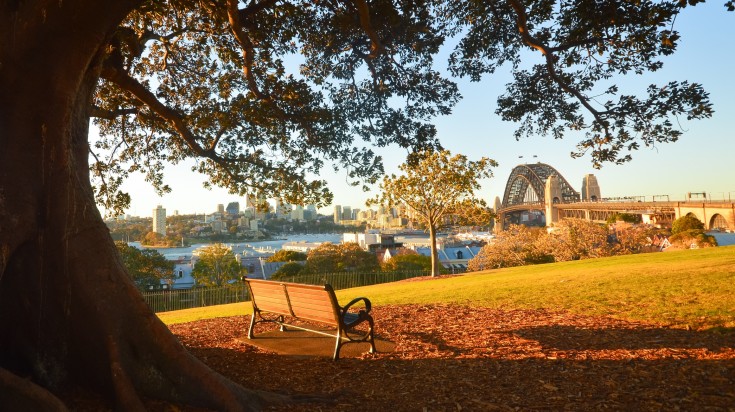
[157,302,252,325]
[158,246,735,329]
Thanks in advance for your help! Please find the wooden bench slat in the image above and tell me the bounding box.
[285,287,330,298]
[288,300,335,313]
[289,307,338,323]
[248,285,286,294]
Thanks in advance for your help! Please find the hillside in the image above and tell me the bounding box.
[159,246,735,329]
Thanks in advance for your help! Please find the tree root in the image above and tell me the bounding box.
[0,367,68,412]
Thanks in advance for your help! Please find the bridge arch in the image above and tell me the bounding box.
[710,213,731,231]
[501,163,579,207]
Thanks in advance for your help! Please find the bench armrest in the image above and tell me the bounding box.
[340,296,373,329]
[341,296,372,314]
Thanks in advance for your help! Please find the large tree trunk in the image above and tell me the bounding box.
[0,1,281,409]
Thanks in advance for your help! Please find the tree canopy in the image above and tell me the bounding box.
[269,261,306,280]
[371,149,496,276]
[88,0,717,217]
[671,214,706,234]
[382,252,433,272]
[115,241,175,290]
[191,243,243,286]
[303,242,379,273]
[265,249,307,263]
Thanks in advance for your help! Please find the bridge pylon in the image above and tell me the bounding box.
[493,196,503,234]
[544,175,561,226]
[581,174,601,201]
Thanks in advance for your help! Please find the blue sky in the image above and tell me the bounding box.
[112,3,734,217]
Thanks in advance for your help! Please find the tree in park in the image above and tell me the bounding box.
[542,218,612,261]
[382,252,433,273]
[192,243,244,287]
[266,249,308,263]
[468,225,552,271]
[115,241,175,290]
[269,262,305,280]
[671,214,706,234]
[303,242,379,274]
[371,149,496,277]
[668,214,717,248]
[0,0,722,409]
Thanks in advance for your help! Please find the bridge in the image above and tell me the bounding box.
[494,162,735,232]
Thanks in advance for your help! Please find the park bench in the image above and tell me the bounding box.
[243,278,377,360]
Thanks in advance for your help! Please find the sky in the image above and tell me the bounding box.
[108,3,734,218]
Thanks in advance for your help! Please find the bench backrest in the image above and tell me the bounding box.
[245,278,340,326]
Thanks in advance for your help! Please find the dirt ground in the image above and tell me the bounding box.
[169,303,735,411]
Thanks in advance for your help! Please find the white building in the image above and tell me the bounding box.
[281,241,326,253]
[152,205,166,235]
[343,233,379,249]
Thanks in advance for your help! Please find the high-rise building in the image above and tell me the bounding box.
[217,204,225,214]
[226,202,240,216]
[306,204,317,221]
[334,205,342,223]
[342,206,352,221]
[152,205,166,235]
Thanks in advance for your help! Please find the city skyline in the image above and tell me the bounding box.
[102,3,734,218]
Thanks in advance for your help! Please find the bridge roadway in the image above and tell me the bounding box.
[498,200,735,231]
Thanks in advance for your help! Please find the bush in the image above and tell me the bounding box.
[668,229,718,249]
[671,215,705,235]
[266,249,307,262]
[606,213,642,224]
[382,254,432,272]
[270,262,305,280]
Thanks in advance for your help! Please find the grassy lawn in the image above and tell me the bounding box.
[158,245,735,330]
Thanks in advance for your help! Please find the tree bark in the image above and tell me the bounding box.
[429,224,440,277]
[0,1,282,409]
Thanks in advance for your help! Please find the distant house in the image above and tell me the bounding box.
[413,245,482,272]
[161,256,196,290]
[381,247,418,264]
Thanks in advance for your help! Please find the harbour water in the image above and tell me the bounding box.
[131,233,343,260]
[131,231,734,260]
[711,232,735,246]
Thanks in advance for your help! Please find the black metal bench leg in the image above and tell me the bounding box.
[333,331,343,360]
[278,315,288,331]
[247,311,257,339]
[367,317,377,354]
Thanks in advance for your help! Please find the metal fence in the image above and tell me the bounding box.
[141,269,434,313]
[142,284,249,313]
[274,269,432,289]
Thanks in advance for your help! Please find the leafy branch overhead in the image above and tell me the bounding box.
[448,0,714,168]
[91,0,717,216]
[92,0,455,215]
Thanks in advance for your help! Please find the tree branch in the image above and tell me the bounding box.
[350,0,385,57]
[507,0,608,129]
[101,65,214,158]
[227,0,271,101]
[91,106,139,120]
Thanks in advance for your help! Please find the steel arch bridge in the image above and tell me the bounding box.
[501,163,579,208]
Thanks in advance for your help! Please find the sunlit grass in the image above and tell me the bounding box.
[157,301,251,325]
[158,246,735,330]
